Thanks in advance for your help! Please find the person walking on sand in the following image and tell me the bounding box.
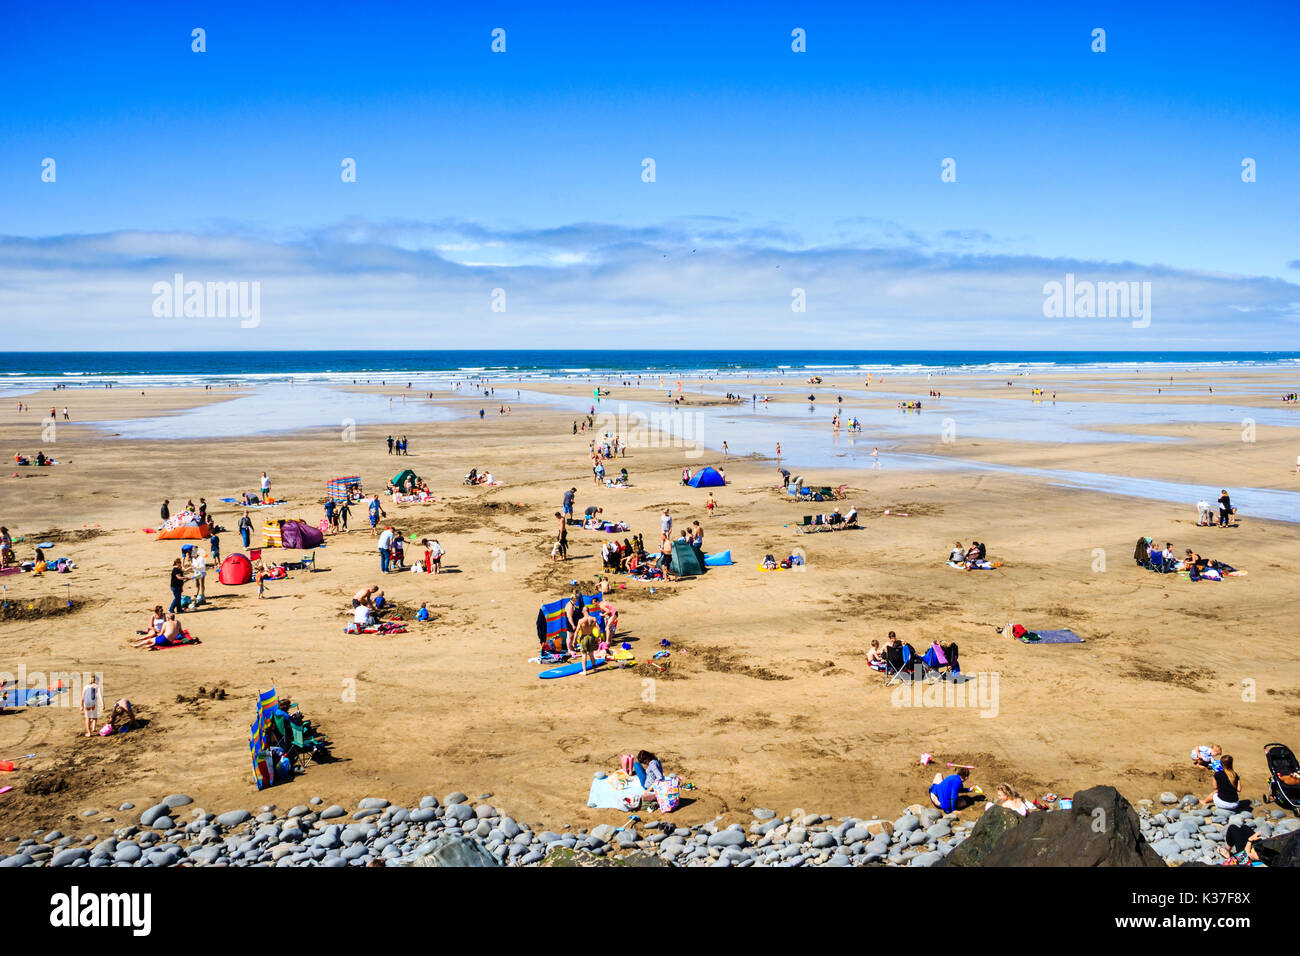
[81,675,101,737]
[706,492,716,516]
[62,407,69,420]
[238,511,253,549]
[722,441,729,459]
[168,558,185,613]
[191,548,207,603]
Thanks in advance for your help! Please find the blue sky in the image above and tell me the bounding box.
[1,1,1297,348]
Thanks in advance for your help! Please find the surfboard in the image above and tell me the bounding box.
[538,659,606,679]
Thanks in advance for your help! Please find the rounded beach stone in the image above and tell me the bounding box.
[164,794,193,809]
[319,805,346,820]
[444,792,468,806]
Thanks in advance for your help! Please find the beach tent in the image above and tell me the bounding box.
[671,539,706,577]
[535,594,606,645]
[219,553,253,585]
[280,519,324,550]
[326,476,360,502]
[686,467,725,488]
[158,523,210,540]
[157,511,210,540]
[392,469,419,489]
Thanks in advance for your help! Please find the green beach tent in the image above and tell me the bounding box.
[670,539,706,577]
[392,468,419,489]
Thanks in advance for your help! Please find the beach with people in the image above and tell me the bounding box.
[1,357,1299,866]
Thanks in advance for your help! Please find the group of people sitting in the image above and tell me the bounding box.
[1134,537,1237,580]
[389,475,437,498]
[896,401,923,410]
[132,606,197,649]
[462,468,496,486]
[808,507,858,530]
[947,540,991,569]
[13,451,52,466]
[601,534,646,574]
[867,631,961,678]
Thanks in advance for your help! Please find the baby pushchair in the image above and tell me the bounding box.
[1263,742,1300,815]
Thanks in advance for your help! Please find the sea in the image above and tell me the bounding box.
[1,350,1298,390]
[5,350,1299,519]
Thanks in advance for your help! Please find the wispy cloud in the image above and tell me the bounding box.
[1,220,1296,349]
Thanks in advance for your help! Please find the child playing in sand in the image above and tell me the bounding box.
[1191,744,1222,770]
[706,492,716,515]
[256,568,267,599]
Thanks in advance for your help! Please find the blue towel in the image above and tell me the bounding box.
[1023,628,1085,644]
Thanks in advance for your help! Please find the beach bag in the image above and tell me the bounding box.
[653,775,682,813]
[99,724,115,736]
[620,753,635,775]
[1011,624,1026,639]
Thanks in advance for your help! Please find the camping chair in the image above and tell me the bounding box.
[287,721,328,771]
[833,484,847,500]
[818,486,834,499]
[249,548,262,563]
[798,515,813,534]
[301,550,316,572]
[884,644,918,687]
[920,643,960,682]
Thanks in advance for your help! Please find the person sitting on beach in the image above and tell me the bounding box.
[134,613,181,648]
[844,507,858,527]
[143,604,166,639]
[353,602,376,628]
[928,767,973,813]
[949,541,964,563]
[866,640,885,665]
[1200,754,1242,811]
[994,784,1037,816]
[1191,744,1222,770]
[633,750,665,790]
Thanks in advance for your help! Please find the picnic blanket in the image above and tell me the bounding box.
[947,560,998,570]
[587,771,645,810]
[1019,628,1085,644]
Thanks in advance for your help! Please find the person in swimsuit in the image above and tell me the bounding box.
[573,607,603,675]
[81,675,101,736]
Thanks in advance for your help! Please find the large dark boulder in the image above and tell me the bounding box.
[1256,828,1300,866]
[398,835,501,867]
[939,786,1165,867]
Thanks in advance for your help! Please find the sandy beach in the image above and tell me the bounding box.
[1,368,1298,847]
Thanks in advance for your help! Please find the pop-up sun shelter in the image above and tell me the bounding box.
[280,519,324,550]
[219,553,253,585]
[157,510,210,540]
[686,467,725,488]
[392,469,419,489]
[671,539,706,576]
[326,476,360,502]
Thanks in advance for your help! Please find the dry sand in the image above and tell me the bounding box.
[0,372,1297,842]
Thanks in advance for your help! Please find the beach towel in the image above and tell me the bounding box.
[1019,628,1085,644]
[947,560,998,570]
[150,630,202,650]
[0,685,69,707]
[587,772,646,810]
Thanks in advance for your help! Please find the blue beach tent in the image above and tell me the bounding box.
[686,467,725,488]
